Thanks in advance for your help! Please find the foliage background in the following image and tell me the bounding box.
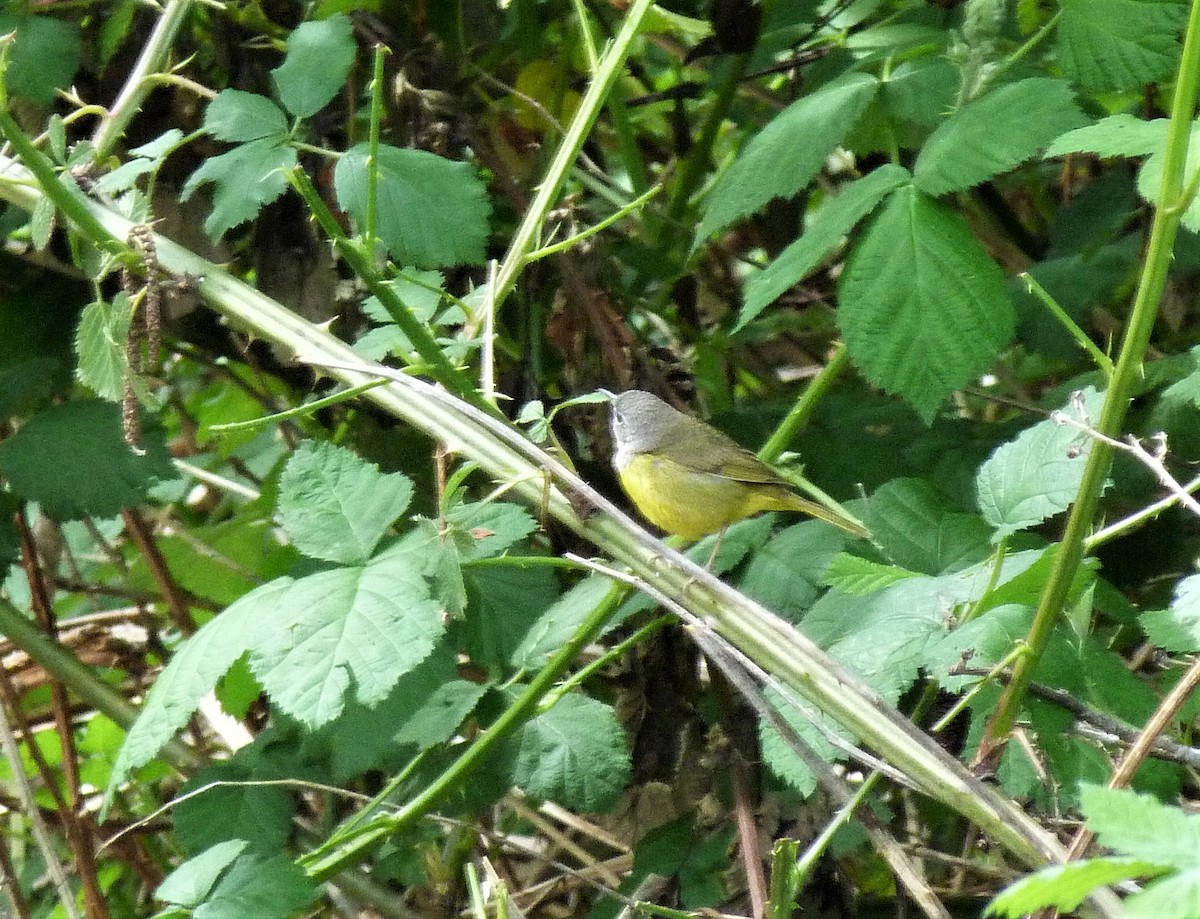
[3,0,1200,917]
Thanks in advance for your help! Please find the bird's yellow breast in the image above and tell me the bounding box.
[616,452,771,539]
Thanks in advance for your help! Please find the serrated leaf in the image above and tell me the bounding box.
[801,575,952,702]
[203,90,288,143]
[393,679,488,748]
[837,185,1014,420]
[334,144,490,267]
[97,0,138,70]
[156,840,249,908]
[461,564,560,670]
[362,270,445,324]
[976,387,1105,539]
[191,852,316,919]
[987,858,1165,916]
[914,78,1089,196]
[315,645,461,780]
[1125,870,1200,918]
[1081,783,1200,867]
[0,15,80,105]
[278,441,413,565]
[104,581,277,804]
[1057,0,1186,93]
[271,14,357,119]
[1045,114,1167,159]
[0,399,175,519]
[130,128,186,161]
[739,165,910,329]
[1135,123,1200,231]
[882,57,957,127]
[93,159,158,196]
[696,72,879,243]
[925,603,1034,691]
[821,553,920,595]
[445,500,538,561]
[181,138,297,239]
[47,114,66,162]
[0,356,58,418]
[865,478,992,574]
[510,575,616,668]
[249,549,443,727]
[758,684,845,796]
[1140,575,1200,652]
[739,521,851,619]
[30,196,54,251]
[175,759,293,856]
[506,693,630,810]
[75,297,130,402]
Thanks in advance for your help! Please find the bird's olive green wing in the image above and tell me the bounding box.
[669,417,793,485]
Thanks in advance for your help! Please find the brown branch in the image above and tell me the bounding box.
[14,510,110,919]
[120,508,197,636]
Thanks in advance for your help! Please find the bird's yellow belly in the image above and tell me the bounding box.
[616,452,761,540]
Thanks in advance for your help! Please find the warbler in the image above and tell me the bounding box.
[605,389,866,540]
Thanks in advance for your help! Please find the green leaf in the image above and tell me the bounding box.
[314,645,464,781]
[510,575,616,669]
[975,387,1105,540]
[460,564,560,672]
[987,857,1165,916]
[175,758,293,856]
[30,196,54,251]
[190,852,316,919]
[837,185,1015,421]
[181,138,297,239]
[271,14,357,119]
[445,500,538,561]
[203,90,288,143]
[1136,123,1200,231]
[74,297,130,402]
[393,679,489,748]
[304,643,458,782]
[92,159,157,196]
[1045,114,1166,158]
[0,399,175,519]
[156,840,249,908]
[739,166,910,329]
[759,685,845,796]
[695,72,879,243]
[925,603,1034,691]
[914,78,1089,196]
[881,57,958,128]
[97,0,139,70]
[739,520,851,619]
[278,441,413,565]
[1081,783,1200,867]
[1125,870,1200,918]
[334,144,491,267]
[0,356,58,418]
[801,575,953,702]
[634,819,734,910]
[0,15,80,105]
[1141,576,1200,651]
[506,693,630,811]
[821,553,919,595]
[362,270,445,325]
[250,546,444,727]
[1057,0,1186,93]
[105,581,276,802]
[865,478,992,574]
